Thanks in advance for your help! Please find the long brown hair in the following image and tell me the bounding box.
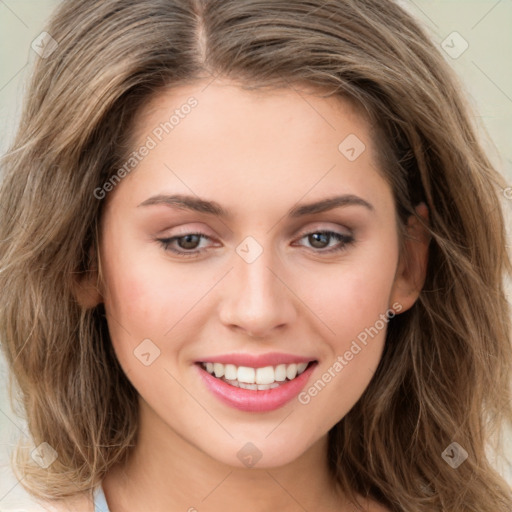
[1,0,511,510]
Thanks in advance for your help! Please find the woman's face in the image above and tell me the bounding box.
[95,79,425,468]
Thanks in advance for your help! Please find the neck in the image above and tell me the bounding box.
[101,398,348,512]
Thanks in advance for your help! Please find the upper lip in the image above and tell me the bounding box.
[196,352,317,367]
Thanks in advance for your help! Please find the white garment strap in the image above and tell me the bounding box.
[93,484,111,512]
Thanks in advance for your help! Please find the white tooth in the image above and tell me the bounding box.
[255,366,275,385]
[286,363,298,380]
[269,382,280,389]
[205,362,214,373]
[257,384,271,390]
[297,362,308,374]
[239,382,257,390]
[237,366,255,384]
[224,364,237,380]
[225,379,239,387]
[274,364,287,381]
[213,363,225,378]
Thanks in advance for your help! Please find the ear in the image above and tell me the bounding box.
[71,246,103,309]
[389,202,430,314]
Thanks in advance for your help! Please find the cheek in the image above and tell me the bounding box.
[303,240,399,418]
[100,232,217,373]
[100,222,179,329]
[301,237,399,349]
[98,227,177,371]
[297,275,395,427]
[102,253,159,326]
[113,268,169,325]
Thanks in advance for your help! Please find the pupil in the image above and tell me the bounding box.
[179,234,200,249]
[310,233,328,248]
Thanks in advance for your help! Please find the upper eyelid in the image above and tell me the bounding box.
[296,223,352,236]
[159,221,353,237]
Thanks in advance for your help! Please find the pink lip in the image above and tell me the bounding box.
[196,352,314,367]
[196,361,318,412]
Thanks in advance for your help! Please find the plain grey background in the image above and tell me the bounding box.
[1,1,511,509]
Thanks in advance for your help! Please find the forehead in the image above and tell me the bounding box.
[106,79,392,219]
[133,79,370,146]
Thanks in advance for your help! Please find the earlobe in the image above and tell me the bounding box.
[389,202,430,314]
[72,271,103,308]
[71,245,104,309]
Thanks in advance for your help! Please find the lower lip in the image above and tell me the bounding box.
[196,363,317,412]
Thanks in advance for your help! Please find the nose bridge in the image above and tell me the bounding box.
[218,238,296,337]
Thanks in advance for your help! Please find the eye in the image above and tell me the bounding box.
[157,229,355,259]
[294,230,355,254]
[157,232,214,258]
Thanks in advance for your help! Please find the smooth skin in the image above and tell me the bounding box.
[77,79,429,512]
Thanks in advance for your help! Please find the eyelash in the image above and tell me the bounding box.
[157,230,355,258]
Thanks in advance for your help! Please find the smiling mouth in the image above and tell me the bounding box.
[198,361,316,390]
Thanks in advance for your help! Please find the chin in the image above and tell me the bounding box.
[197,429,323,469]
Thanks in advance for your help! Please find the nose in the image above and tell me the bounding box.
[218,246,297,339]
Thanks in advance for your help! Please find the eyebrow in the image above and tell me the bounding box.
[137,193,374,217]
